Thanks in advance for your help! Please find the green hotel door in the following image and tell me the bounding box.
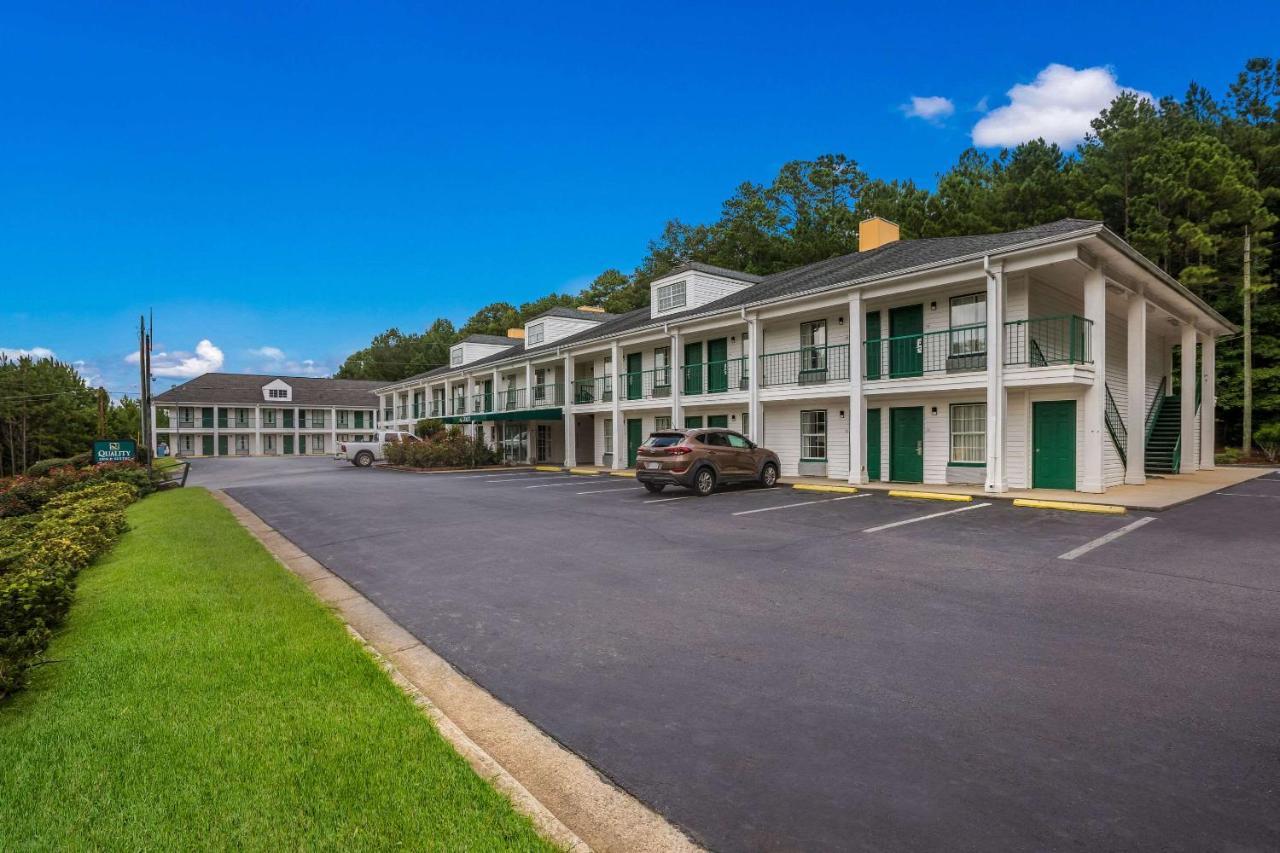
[706,338,728,393]
[626,352,643,400]
[684,415,703,428]
[283,435,294,455]
[1033,400,1076,489]
[866,408,881,480]
[217,435,228,456]
[684,341,704,395]
[201,435,214,456]
[889,406,924,482]
[889,304,923,378]
[626,419,643,466]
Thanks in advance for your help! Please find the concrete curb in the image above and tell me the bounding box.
[607,470,634,478]
[533,465,564,472]
[1012,498,1126,515]
[791,483,859,495]
[888,489,973,503]
[378,465,533,475]
[211,489,698,853]
[568,468,602,476]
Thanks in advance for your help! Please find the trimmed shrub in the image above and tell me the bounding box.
[24,458,71,477]
[1256,423,1280,464]
[414,418,445,440]
[0,477,141,698]
[385,427,501,469]
[0,461,154,518]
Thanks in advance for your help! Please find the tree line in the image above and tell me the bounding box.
[0,356,143,477]
[342,57,1276,448]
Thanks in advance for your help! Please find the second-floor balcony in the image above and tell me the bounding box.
[217,415,256,429]
[428,400,447,418]
[861,315,1092,380]
[759,345,850,388]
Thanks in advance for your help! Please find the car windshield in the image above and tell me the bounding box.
[643,433,684,448]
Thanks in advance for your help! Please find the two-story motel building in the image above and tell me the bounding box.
[152,374,383,458]
[375,218,1233,493]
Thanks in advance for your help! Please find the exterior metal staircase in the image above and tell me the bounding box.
[1144,395,1181,474]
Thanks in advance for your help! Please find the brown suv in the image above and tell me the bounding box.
[635,428,781,496]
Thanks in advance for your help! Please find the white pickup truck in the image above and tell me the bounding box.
[336,430,417,467]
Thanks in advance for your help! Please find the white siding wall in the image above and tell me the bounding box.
[760,313,850,354]
[1006,390,1028,489]
[762,401,849,478]
[650,272,750,318]
[529,316,601,348]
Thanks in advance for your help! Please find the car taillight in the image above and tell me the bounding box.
[667,445,693,455]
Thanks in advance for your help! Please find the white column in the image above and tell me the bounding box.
[563,353,576,467]
[212,406,220,457]
[1180,323,1199,473]
[1080,267,1106,492]
[150,405,160,455]
[670,331,683,428]
[610,341,623,469]
[254,405,263,457]
[1125,292,1147,485]
[329,406,337,453]
[746,317,761,444]
[847,294,866,485]
[985,263,1009,492]
[1199,332,1215,470]
[491,368,500,418]
[293,407,299,455]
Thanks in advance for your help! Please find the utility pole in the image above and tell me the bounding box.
[1242,226,1252,456]
[97,387,108,438]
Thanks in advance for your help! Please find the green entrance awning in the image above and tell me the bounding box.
[441,407,563,424]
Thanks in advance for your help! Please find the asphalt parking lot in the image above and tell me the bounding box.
[208,458,1280,852]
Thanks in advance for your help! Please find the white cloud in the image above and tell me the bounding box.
[250,345,328,377]
[1,346,57,361]
[901,95,955,124]
[127,338,224,378]
[971,63,1153,148]
[72,360,105,388]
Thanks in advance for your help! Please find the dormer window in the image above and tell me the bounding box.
[451,348,463,366]
[527,323,544,346]
[656,280,687,312]
[268,388,288,399]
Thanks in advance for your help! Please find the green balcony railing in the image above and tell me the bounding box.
[449,398,467,416]
[683,358,747,395]
[619,367,674,401]
[428,400,447,418]
[496,387,526,412]
[863,326,986,379]
[529,383,565,407]
[760,344,849,387]
[572,376,612,404]
[1003,315,1092,366]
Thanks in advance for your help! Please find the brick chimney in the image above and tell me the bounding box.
[506,328,525,339]
[859,217,900,252]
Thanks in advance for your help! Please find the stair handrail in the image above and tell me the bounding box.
[1103,383,1127,467]
[1144,376,1167,447]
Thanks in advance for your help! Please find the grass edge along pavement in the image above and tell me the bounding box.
[0,487,558,852]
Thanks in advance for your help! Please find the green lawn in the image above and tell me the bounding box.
[0,488,556,851]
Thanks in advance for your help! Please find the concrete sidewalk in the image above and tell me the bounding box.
[780,466,1277,510]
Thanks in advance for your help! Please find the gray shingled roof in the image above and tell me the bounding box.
[657,261,764,284]
[377,219,1114,390]
[154,373,383,407]
[460,333,522,346]
[527,306,617,322]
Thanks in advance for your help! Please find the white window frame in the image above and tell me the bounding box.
[527,323,544,346]
[654,415,671,431]
[800,410,827,461]
[656,280,687,312]
[950,403,987,464]
[604,418,613,455]
[801,320,828,370]
[450,348,463,366]
[949,293,987,356]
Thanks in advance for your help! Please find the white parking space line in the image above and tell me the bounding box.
[524,481,585,489]
[576,486,641,495]
[485,475,574,483]
[862,502,991,533]
[1058,516,1157,561]
[731,494,867,516]
[1215,492,1280,498]
[642,488,783,504]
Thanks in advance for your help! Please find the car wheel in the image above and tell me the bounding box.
[693,467,716,496]
[354,450,374,467]
[760,462,779,488]
[643,482,665,494]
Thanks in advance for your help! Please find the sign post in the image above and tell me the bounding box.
[93,439,138,465]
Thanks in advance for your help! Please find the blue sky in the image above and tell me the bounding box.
[3,1,1277,395]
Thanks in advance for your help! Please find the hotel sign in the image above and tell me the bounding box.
[93,439,137,464]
